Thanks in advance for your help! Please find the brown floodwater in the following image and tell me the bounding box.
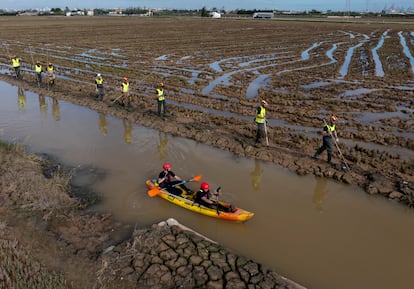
[1,81,413,289]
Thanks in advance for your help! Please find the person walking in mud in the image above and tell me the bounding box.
[312,115,339,165]
[34,60,43,87]
[254,99,268,145]
[95,73,104,100]
[119,77,131,107]
[47,62,56,88]
[11,55,21,79]
[156,82,166,117]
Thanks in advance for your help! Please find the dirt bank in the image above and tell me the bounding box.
[0,142,304,289]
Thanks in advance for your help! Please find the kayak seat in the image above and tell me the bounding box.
[168,187,182,196]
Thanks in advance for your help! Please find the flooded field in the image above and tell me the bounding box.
[0,16,413,289]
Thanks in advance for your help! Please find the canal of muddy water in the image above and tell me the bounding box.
[1,80,413,289]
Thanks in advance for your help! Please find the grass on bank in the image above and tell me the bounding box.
[0,139,76,211]
[0,139,77,289]
[0,238,73,289]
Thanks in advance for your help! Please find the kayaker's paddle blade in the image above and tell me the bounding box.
[148,188,160,197]
[192,175,202,182]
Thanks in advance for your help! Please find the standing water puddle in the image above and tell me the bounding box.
[0,81,414,289]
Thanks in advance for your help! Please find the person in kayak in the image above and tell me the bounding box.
[195,182,233,212]
[158,163,190,195]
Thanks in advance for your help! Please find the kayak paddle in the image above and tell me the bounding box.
[147,187,160,197]
[171,174,202,187]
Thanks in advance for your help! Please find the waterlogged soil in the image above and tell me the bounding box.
[0,16,414,288]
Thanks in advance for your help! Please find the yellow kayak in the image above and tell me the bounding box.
[146,179,254,222]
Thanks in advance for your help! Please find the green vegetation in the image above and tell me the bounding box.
[0,139,25,153]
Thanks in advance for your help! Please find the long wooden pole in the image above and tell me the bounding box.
[264,121,269,146]
[323,119,350,170]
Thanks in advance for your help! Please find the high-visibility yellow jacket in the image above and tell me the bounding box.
[255,105,266,124]
[121,82,129,93]
[35,64,42,73]
[95,77,103,85]
[157,88,165,101]
[325,123,336,133]
[12,58,20,68]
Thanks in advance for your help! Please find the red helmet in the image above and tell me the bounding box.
[331,115,337,122]
[162,163,171,170]
[200,182,210,191]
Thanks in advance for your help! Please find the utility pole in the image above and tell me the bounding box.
[345,0,351,17]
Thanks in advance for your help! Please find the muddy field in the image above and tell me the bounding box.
[1,16,412,205]
[0,15,413,288]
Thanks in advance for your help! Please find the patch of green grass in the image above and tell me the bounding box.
[0,139,26,153]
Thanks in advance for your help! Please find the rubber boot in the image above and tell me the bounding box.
[327,153,332,165]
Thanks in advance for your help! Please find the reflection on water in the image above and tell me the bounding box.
[372,30,388,77]
[339,88,376,97]
[301,42,321,61]
[157,131,168,161]
[398,31,414,74]
[339,41,365,78]
[122,118,133,144]
[17,87,26,111]
[312,177,328,213]
[245,73,270,99]
[99,113,108,136]
[38,94,47,116]
[52,97,60,121]
[250,159,263,192]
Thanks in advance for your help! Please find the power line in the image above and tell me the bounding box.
[345,0,351,16]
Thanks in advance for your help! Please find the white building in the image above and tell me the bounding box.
[210,12,221,18]
[252,12,274,18]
